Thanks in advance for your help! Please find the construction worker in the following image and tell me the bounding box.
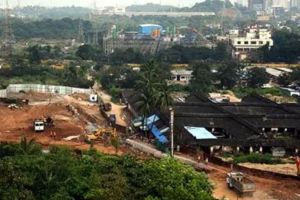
[296,155,300,176]
[197,155,201,163]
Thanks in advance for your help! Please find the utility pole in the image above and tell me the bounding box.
[170,107,174,157]
[2,0,15,57]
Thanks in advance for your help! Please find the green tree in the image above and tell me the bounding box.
[213,42,231,61]
[258,30,300,63]
[76,44,96,60]
[190,62,214,95]
[140,158,214,200]
[19,136,41,155]
[246,67,269,88]
[27,45,42,64]
[217,61,241,89]
[0,142,214,200]
[136,61,172,116]
[290,68,300,85]
[277,73,292,87]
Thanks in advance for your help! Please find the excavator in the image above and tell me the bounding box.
[84,127,117,142]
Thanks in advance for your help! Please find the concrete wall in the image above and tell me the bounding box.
[6,84,92,95]
[0,90,7,98]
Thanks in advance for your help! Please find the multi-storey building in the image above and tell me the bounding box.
[290,0,300,8]
[248,0,266,11]
[231,28,273,60]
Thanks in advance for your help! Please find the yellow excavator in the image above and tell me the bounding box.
[85,127,117,141]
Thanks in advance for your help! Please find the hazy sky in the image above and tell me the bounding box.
[1,0,238,8]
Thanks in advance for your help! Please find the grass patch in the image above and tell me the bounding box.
[220,152,233,158]
[233,153,282,164]
[232,87,287,98]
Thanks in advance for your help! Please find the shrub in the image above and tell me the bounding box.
[233,153,282,164]
[232,87,287,98]
[109,87,122,103]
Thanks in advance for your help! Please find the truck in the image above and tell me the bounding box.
[33,117,54,132]
[34,120,45,132]
[226,172,256,195]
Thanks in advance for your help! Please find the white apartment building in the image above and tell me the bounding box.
[170,70,193,85]
[231,28,273,60]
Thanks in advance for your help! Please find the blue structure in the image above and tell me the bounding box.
[148,124,168,144]
[138,24,163,37]
[146,115,168,144]
[184,126,217,140]
[132,114,168,144]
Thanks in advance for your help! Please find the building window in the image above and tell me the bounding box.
[237,41,241,44]
[259,41,264,45]
[244,41,249,44]
[251,41,257,45]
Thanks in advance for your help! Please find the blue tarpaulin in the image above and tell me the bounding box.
[184,126,217,140]
[148,124,168,144]
[133,114,168,143]
[132,115,160,127]
[145,115,159,126]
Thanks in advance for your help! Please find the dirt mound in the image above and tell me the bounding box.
[70,93,89,101]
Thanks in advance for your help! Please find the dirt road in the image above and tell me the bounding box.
[208,163,300,200]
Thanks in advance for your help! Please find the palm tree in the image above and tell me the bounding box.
[134,61,173,137]
[156,81,173,111]
[136,60,173,113]
[19,136,41,155]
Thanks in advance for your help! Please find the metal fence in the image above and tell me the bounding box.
[6,84,92,95]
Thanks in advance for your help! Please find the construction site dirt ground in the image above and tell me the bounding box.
[208,163,300,200]
[1,91,300,200]
[0,92,127,155]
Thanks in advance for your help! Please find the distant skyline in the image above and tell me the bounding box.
[1,0,239,8]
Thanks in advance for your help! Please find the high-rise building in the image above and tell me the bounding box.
[290,0,300,8]
[272,0,290,9]
[248,0,265,11]
[237,0,248,7]
[264,0,273,11]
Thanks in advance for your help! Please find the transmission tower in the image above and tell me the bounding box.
[91,0,99,45]
[2,0,15,57]
[77,19,85,44]
[92,26,99,45]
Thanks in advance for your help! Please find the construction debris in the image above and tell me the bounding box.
[63,135,81,141]
[8,104,19,109]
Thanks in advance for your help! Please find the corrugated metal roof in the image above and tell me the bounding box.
[184,126,217,140]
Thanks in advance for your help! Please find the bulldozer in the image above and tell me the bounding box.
[84,127,117,142]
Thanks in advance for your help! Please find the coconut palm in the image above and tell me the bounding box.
[156,81,173,111]
[136,60,172,114]
[134,61,173,137]
[19,136,41,155]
